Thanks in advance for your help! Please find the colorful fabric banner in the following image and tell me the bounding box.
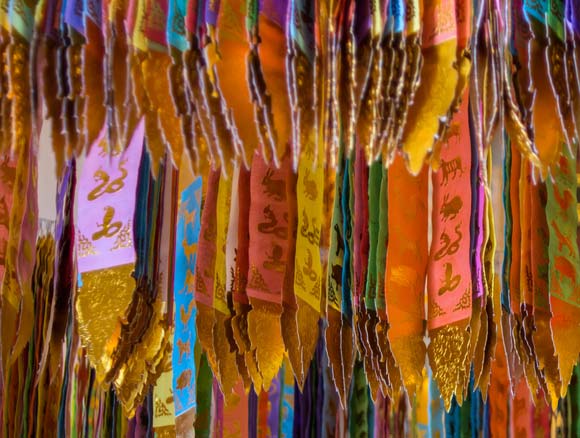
[247,152,291,390]
[428,102,473,329]
[386,153,428,396]
[172,176,202,416]
[427,96,473,408]
[247,154,290,304]
[75,121,144,382]
[548,146,580,393]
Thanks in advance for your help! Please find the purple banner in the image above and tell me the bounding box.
[65,0,85,35]
[76,120,144,273]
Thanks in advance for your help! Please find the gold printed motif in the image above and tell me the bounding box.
[302,168,318,201]
[92,206,123,240]
[257,206,288,238]
[261,168,286,201]
[77,232,98,257]
[440,156,464,185]
[110,221,133,250]
[440,194,463,221]
[263,243,285,272]
[430,301,447,318]
[453,288,471,311]
[433,222,463,260]
[87,161,128,201]
[437,263,461,296]
[299,210,320,245]
[248,264,270,292]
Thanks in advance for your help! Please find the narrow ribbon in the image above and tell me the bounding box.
[293,138,324,388]
[225,165,251,388]
[212,164,239,401]
[325,149,347,403]
[195,168,221,376]
[338,155,355,401]
[231,166,261,388]
[517,160,542,395]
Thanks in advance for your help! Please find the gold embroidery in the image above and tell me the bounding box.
[76,264,136,381]
[428,325,470,409]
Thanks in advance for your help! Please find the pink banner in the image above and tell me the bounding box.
[428,99,472,329]
[422,0,457,48]
[76,120,144,273]
[144,0,169,46]
[247,152,290,304]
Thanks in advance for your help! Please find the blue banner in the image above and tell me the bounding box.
[172,176,202,416]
